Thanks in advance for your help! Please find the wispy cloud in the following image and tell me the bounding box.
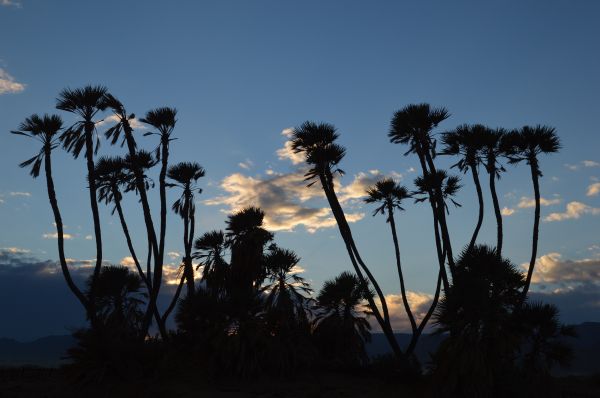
[238,159,254,170]
[0,68,25,94]
[527,252,600,285]
[9,191,31,197]
[564,160,600,171]
[95,114,146,129]
[1,0,21,8]
[42,232,74,240]
[517,196,560,209]
[544,201,600,222]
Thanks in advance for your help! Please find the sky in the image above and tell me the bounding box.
[1,0,600,340]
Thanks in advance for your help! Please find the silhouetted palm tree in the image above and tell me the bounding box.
[57,85,108,293]
[140,107,177,330]
[11,114,88,310]
[194,230,229,294]
[432,245,525,396]
[262,246,312,333]
[364,179,417,335]
[479,127,508,255]
[413,170,462,291]
[441,124,486,251]
[95,156,149,289]
[88,265,147,334]
[505,126,560,303]
[388,104,456,275]
[225,207,273,297]
[167,161,205,295]
[314,271,372,366]
[291,121,402,358]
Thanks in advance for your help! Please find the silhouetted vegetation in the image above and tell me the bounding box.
[10,87,577,396]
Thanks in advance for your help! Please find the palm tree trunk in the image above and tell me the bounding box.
[522,162,540,303]
[182,194,195,295]
[112,186,167,338]
[488,159,503,256]
[162,275,186,325]
[84,123,103,293]
[406,270,442,356]
[44,147,89,310]
[469,164,485,252]
[318,173,403,358]
[387,208,417,335]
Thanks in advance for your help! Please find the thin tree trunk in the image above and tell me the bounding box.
[162,275,186,325]
[488,158,503,256]
[388,208,417,335]
[318,173,403,358]
[406,270,442,356]
[469,164,484,252]
[522,163,540,303]
[84,122,103,303]
[44,147,89,310]
[182,192,195,295]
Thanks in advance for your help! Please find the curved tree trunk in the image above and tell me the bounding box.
[162,275,186,325]
[388,208,417,335]
[44,147,89,311]
[522,162,541,303]
[318,173,403,359]
[182,193,195,295]
[488,158,503,256]
[406,270,442,356]
[469,164,485,252]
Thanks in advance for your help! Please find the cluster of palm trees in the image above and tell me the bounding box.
[11,88,570,389]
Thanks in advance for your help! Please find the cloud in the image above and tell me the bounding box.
[204,170,367,233]
[586,183,600,197]
[167,251,181,259]
[0,247,30,254]
[95,114,146,129]
[84,235,93,240]
[119,256,136,268]
[276,140,304,165]
[9,191,31,197]
[544,201,600,222]
[1,0,21,6]
[238,159,254,170]
[42,232,74,240]
[501,207,515,216]
[527,253,600,285]
[0,68,25,94]
[517,196,561,209]
[564,160,600,171]
[337,170,402,204]
[372,292,435,332]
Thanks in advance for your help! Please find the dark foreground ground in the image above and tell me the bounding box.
[1,368,600,398]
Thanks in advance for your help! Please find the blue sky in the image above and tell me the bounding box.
[1,0,600,339]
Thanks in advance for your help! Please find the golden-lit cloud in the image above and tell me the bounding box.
[0,68,25,94]
[526,252,600,285]
[544,201,600,222]
[517,196,560,209]
[204,170,366,233]
[371,292,435,332]
[501,207,515,216]
[276,140,305,165]
[586,182,600,197]
[95,114,146,129]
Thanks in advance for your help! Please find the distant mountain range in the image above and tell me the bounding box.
[1,323,599,375]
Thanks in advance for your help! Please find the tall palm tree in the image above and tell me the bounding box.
[56,86,108,290]
[441,124,486,251]
[262,246,312,333]
[364,179,417,336]
[479,127,508,255]
[388,104,456,278]
[103,94,161,280]
[314,271,372,366]
[11,114,89,310]
[167,161,206,295]
[291,121,403,358]
[505,126,560,303]
[140,107,177,329]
